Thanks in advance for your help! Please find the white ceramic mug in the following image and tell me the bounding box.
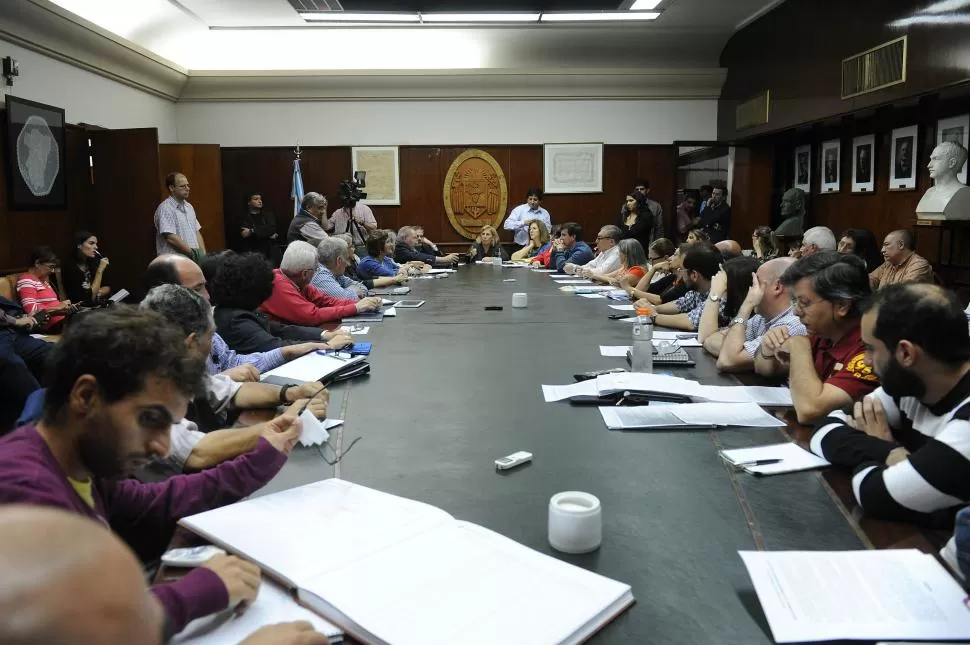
[512,292,528,308]
[548,491,602,554]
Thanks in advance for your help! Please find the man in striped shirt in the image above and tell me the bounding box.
[810,283,970,526]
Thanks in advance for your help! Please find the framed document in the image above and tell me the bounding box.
[351,146,400,206]
[543,143,603,194]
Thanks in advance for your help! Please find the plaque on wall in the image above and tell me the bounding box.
[4,95,67,210]
[442,149,509,240]
[351,146,400,206]
[889,125,918,191]
[820,139,840,194]
[543,143,603,194]
[793,144,811,193]
[851,134,875,194]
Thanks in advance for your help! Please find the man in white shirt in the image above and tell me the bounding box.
[503,188,551,248]
[154,172,205,258]
[571,225,622,276]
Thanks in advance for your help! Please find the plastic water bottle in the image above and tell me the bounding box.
[630,307,654,373]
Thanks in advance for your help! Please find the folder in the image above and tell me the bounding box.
[260,352,369,387]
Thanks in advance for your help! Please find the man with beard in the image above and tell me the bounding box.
[638,244,722,332]
[0,307,302,638]
[809,284,970,527]
[755,252,878,423]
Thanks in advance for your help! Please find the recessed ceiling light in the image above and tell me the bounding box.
[540,11,660,22]
[300,12,421,22]
[421,13,541,23]
[630,0,663,9]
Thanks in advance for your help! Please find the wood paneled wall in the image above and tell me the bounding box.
[221,145,677,249]
[159,144,225,251]
[0,124,91,272]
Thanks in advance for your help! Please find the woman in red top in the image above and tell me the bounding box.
[588,238,649,287]
[16,247,72,332]
[528,224,561,268]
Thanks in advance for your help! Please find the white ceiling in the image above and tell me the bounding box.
[43,0,786,71]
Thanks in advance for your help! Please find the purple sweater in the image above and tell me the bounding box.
[0,426,288,634]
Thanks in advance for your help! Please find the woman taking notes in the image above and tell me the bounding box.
[468,225,508,262]
[510,220,551,262]
[16,247,73,332]
[63,230,110,305]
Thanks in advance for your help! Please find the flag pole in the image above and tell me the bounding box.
[291,142,304,219]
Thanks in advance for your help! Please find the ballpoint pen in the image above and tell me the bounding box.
[736,459,783,467]
[615,391,631,406]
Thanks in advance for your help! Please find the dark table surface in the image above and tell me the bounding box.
[251,265,878,645]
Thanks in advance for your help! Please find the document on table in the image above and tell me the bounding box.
[427,268,457,274]
[382,307,397,317]
[556,279,595,285]
[599,402,784,430]
[561,285,615,292]
[339,325,370,335]
[172,578,342,644]
[739,549,970,643]
[700,385,793,406]
[531,268,557,273]
[600,345,632,357]
[541,380,599,402]
[719,442,829,476]
[609,304,635,311]
[298,414,345,448]
[578,293,607,299]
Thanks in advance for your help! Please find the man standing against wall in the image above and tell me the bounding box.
[155,172,205,260]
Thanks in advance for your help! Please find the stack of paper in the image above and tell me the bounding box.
[719,442,830,476]
[260,353,367,387]
[740,549,970,643]
[297,412,345,448]
[540,373,793,407]
[599,402,786,430]
[426,268,456,274]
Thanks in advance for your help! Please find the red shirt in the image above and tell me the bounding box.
[260,269,358,326]
[810,322,879,401]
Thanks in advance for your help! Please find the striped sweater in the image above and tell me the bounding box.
[811,373,970,526]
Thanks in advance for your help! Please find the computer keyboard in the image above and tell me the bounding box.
[625,347,695,366]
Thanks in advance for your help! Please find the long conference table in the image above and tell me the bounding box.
[238,264,890,645]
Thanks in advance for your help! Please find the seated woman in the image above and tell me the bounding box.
[510,219,550,262]
[697,255,761,342]
[16,247,73,332]
[623,239,682,305]
[260,241,382,326]
[468,225,508,262]
[686,228,710,244]
[752,226,775,260]
[837,227,882,270]
[358,231,425,279]
[212,252,352,355]
[333,232,408,290]
[62,230,110,305]
[529,224,562,268]
[588,238,648,286]
[618,191,654,252]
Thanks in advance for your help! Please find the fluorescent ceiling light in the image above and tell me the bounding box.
[630,0,663,9]
[541,11,660,21]
[300,12,420,22]
[421,13,541,22]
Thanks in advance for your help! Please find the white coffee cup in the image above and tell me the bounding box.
[548,491,602,554]
[512,292,528,308]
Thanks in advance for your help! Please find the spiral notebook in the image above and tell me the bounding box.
[180,479,634,645]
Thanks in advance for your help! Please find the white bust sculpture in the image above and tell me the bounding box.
[916,141,970,220]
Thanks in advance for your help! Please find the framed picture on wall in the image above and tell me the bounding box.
[937,114,969,185]
[543,143,603,194]
[820,139,841,194]
[3,95,67,210]
[351,146,400,206]
[851,134,875,194]
[889,125,918,191]
[793,144,811,193]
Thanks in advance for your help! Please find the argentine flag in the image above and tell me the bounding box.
[291,158,304,217]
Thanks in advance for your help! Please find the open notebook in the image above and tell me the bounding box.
[180,479,634,645]
[259,352,368,387]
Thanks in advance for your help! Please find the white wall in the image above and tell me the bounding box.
[0,38,178,142]
[175,99,717,147]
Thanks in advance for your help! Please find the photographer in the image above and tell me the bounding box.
[328,179,377,248]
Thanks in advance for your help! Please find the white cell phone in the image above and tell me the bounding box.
[161,545,226,568]
[495,451,533,471]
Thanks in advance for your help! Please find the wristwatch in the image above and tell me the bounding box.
[730,316,746,327]
[708,294,721,303]
[279,384,293,405]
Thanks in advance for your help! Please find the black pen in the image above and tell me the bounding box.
[615,390,631,406]
[737,459,782,467]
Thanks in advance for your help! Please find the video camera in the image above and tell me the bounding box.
[339,171,367,207]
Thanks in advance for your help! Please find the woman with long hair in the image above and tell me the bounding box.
[589,238,648,286]
[62,230,111,305]
[510,219,551,262]
[751,226,775,260]
[697,255,761,342]
[468,225,508,262]
[838,228,882,270]
[618,191,654,251]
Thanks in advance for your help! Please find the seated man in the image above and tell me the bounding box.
[414,226,444,258]
[0,294,52,433]
[312,237,368,301]
[870,229,932,289]
[261,241,381,326]
[146,254,345,378]
[570,225,621,276]
[394,226,459,266]
[550,222,594,273]
[755,251,878,423]
[702,257,807,372]
[715,239,742,260]
[810,284,970,527]
[141,284,327,477]
[798,226,837,258]
[640,244,721,331]
[0,505,332,645]
[0,307,301,636]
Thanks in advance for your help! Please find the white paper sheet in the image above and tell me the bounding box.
[578,293,607,299]
[600,345,632,357]
[531,269,557,273]
[173,579,342,644]
[608,304,635,311]
[740,550,970,643]
[561,285,615,293]
[700,386,793,406]
[382,307,397,317]
[541,380,600,402]
[339,326,370,335]
[555,280,595,285]
[298,414,345,448]
[427,268,457,274]
[599,402,785,430]
[720,442,830,476]
[261,353,365,384]
[596,372,701,397]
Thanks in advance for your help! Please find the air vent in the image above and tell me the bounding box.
[735,91,770,131]
[841,36,907,99]
[288,0,343,11]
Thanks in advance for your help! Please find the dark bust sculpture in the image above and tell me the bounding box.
[774,187,807,237]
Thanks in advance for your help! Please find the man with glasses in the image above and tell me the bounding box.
[755,251,878,424]
[155,172,205,260]
[569,225,622,276]
[287,192,330,246]
[798,226,837,258]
